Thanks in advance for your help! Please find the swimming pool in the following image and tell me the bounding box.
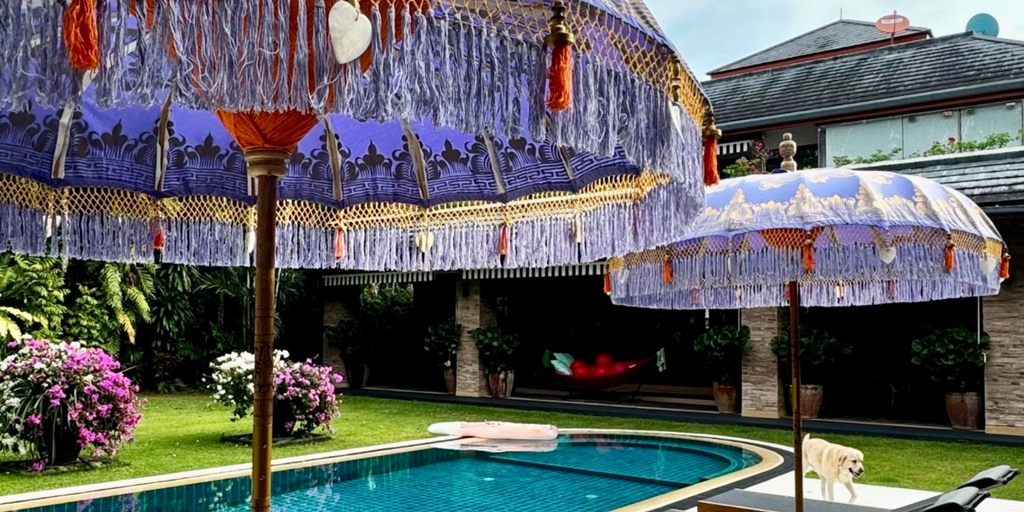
[2,431,782,512]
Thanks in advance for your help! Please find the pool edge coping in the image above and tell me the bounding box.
[0,436,459,511]
[557,429,785,512]
[0,430,784,512]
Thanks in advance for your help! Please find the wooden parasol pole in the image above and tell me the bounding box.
[789,281,804,512]
[245,150,289,512]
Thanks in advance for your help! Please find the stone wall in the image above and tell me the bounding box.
[741,308,785,418]
[985,218,1024,436]
[455,280,496,397]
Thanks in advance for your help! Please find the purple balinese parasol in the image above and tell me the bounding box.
[608,135,1010,512]
[1,1,713,509]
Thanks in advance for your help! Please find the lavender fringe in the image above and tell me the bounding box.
[0,4,701,183]
[611,241,1003,309]
[0,179,700,270]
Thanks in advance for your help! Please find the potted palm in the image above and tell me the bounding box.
[470,326,520,398]
[693,325,751,413]
[771,325,851,418]
[910,327,989,430]
[424,318,463,394]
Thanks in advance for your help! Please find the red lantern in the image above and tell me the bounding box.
[595,353,613,369]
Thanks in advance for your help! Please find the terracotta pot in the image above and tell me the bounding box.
[362,366,371,388]
[488,371,515,398]
[946,392,981,430]
[346,365,365,390]
[38,418,82,466]
[443,368,456,395]
[790,384,824,419]
[712,382,738,414]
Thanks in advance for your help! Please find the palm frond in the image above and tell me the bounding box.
[125,286,152,323]
[100,264,125,313]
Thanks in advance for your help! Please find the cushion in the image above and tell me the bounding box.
[553,352,574,367]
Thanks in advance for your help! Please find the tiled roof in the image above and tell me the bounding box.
[710,20,929,74]
[703,33,1024,128]
[849,147,1024,205]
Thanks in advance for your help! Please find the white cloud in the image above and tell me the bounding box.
[646,0,1024,81]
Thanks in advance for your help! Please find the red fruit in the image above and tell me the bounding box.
[572,365,591,377]
[612,362,628,374]
[570,360,586,371]
[595,353,614,369]
[594,367,608,376]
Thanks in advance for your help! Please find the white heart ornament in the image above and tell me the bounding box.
[328,1,373,65]
[878,246,897,265]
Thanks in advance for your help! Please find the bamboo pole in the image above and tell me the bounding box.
[245,150,289,512]
[789,281,804,512]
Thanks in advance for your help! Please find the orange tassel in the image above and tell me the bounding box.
[603,272,611,295]
[802,235,815,272]
[547,44,572,111]
[945,242,956,272]
[662,260,673,284]
[129,0,157,31]
[703,125,721,186]
[499,224,509,256]
[334,229,344,260]
[690,288,699,306]
[1000,254,1011,279]
[545,1,574,112]
[63,0,100,71]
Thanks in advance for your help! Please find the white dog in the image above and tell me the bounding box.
[802,434,865,503]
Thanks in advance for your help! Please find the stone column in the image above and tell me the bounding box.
[985,223,1024,436]
[455,279,496,397]
[741,307,786,418]
[322,298,353,388]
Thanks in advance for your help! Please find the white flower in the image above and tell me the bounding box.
[33,362,45,370]
[4,398,20,407]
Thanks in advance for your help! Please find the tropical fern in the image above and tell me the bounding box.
[0,306,44,340]
[97,263,155,344]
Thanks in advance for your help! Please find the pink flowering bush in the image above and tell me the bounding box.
[0,339,144,470]
[209,351,343,437]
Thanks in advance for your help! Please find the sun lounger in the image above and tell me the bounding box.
[697,464,1017,512]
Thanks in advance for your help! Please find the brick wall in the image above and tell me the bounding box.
[985,218,1024,436]
[741,308,785,418]
[455,280,496,397]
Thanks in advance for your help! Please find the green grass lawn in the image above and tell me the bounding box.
[1,393,1022,501]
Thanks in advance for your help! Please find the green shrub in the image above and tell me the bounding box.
[911,327,988,392]
[693,325,750,385]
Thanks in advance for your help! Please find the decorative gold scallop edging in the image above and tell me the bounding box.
[0,431,782,512]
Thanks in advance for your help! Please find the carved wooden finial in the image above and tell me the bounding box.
[779,133,797,172]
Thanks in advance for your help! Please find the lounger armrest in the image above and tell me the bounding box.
[917,487,989,512]
[957,465,1020,491]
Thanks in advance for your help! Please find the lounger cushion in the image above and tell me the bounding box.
[957,465,1019,491]
[917,487,988,512]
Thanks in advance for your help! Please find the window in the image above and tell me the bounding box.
[903,111,958,157]
[961,103,1023,147]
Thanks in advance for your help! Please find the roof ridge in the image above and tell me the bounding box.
[708,19,929,74]
[704,32,992,85]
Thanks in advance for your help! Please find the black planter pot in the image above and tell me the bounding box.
[38,419,82,466]
[272,399,297,438]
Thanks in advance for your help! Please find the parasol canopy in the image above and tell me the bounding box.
[0,0,711,270]
[610,167,1009,309]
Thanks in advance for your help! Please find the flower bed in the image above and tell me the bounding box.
[208,351,343,438]
[0,339,144,471]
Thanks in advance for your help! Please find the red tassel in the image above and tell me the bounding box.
[499,224,509,256]
[63,0,100,71]
[703,135,719,186]
[802,236,815,272]
[128,0,157,31]
[603,272,611,295]
[662,260,673,284]
[547,43,572,111]
[152,223,165,251]
[945,242,956,272]
[888,280,897,299]
[334,229,344,260]
[690,288,699,306]
[1000,254,1011,279]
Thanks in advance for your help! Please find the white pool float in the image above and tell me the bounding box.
[428,421,559,440]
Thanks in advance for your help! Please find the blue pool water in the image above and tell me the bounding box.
[20,435,762,512]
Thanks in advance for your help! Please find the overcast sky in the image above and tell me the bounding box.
[645,0,1024,81]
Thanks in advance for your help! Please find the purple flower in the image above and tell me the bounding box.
[31,460,45,472]
[26,414,41,427]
